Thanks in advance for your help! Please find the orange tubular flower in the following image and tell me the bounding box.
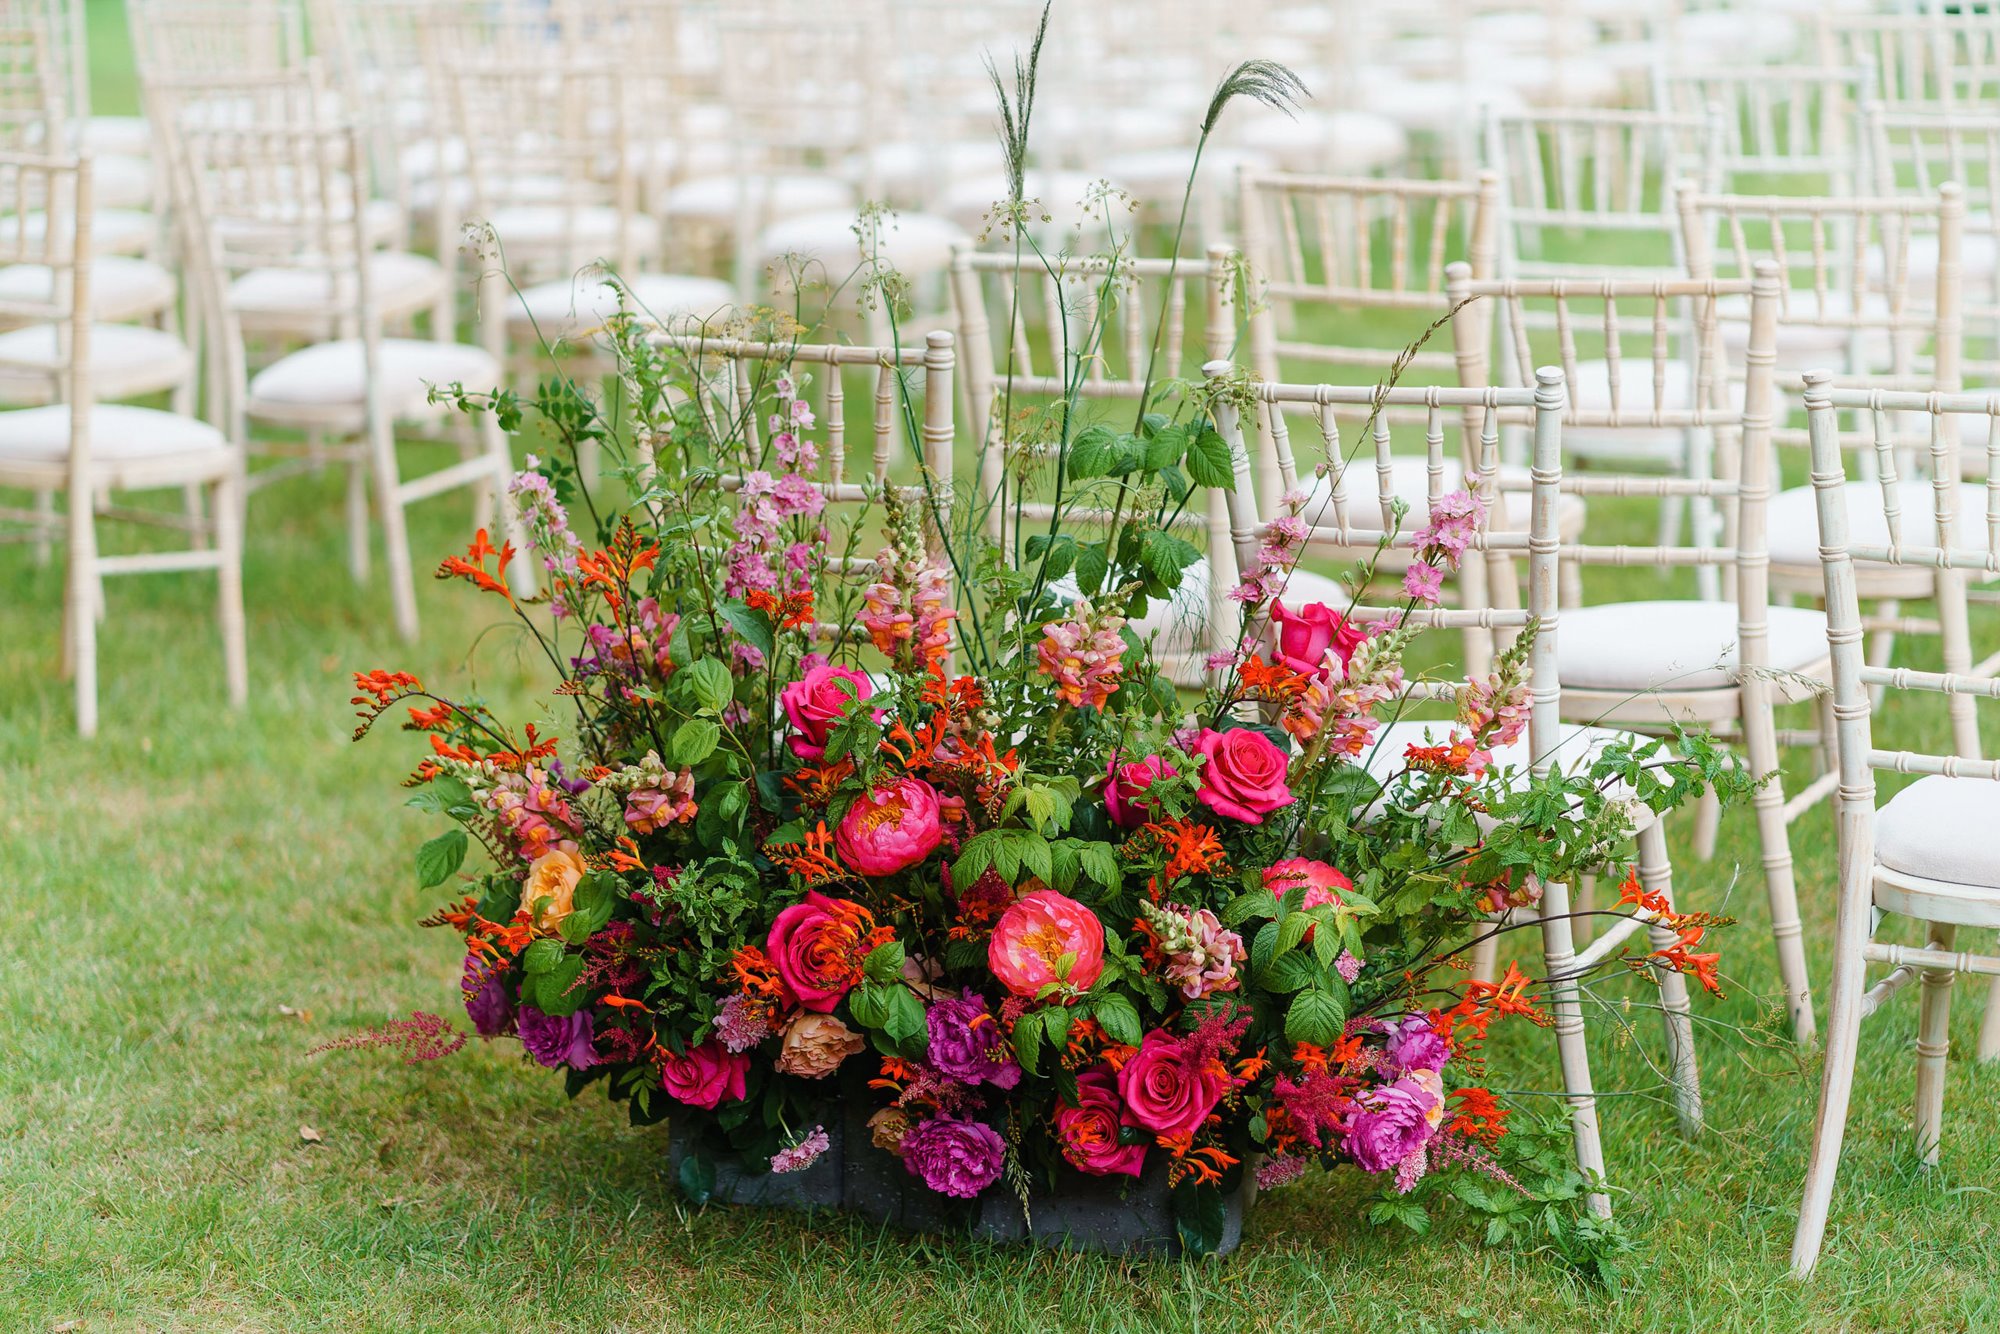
[1237,653,1309,703]
[1618,865,1672,916]
[353,669,422,706]
[1645,923,1726,997]
[436,529,516,603]
[729,946,790,1004]
[1448,1086,1510,1146]
[1125,818,1230,884]
[766,821,846,885]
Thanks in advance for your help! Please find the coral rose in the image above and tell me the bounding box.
[1268,598,1365,679]
[659,1039,749,1110]
[1264,857,1351,912]
[1103,752,1175,829]
[1191,727,1294,825]
[1117,1028,1230,1140]
[766,890,883,1012]
[774,1012,865,1078]
[834,778,944,876]
[988,889,1105,997]
[779,663,877,761]
[519,847,586,931]
[1055,1070,1148,1178]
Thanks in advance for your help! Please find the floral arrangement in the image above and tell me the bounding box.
[335,22,1752,1267]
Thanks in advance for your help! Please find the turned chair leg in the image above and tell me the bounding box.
[1537,875,1611,1217]
[1976,973,2000,1062]
[214,472,248,711]
[1638,821,1703,1139]
[1790,873,1872,1278]
[1915,922,1956,1166]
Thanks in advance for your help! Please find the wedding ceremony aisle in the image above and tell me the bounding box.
[6,1,2000,1330]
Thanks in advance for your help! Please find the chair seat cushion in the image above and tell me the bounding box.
[511,271,736,336]
[1102,146,1278,199]
[0,323,193,405]
[1766,479,1995,572]
[0,404,228,488]
[851,139,1006,194]
[487,204,662,257]
[754,209,964,276]
[82,114,152,157]
[1231,109,1408,173]
[1353,72,1526,134]
[248,337,500,417]
[0,255,175,322]
[659,174,853,224]
[1877,776,2000,898]
[1563,356,1696,456]
[91,153,155,210]
[2,207,154,257]
[1559,599,1829,692]
[228,251,447,318]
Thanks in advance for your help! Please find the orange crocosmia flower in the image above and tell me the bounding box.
[406,701,454,729]
[436,529,516,603]
[1138,818,1229,883]
[1448,1086,1510,1146]
[352,669,421,706]
[1647,923,1725,997]
[766,821,846,885]
[1617,865,1672,916]
[1238,654,1309,702]
[598,994,650,1012]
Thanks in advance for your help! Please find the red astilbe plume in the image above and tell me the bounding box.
[1181,1003,1253,1089]
[436,529,516,603]
[568,921,647,997]
[309,1011,468,1065]
[1270,1069,1355,1150]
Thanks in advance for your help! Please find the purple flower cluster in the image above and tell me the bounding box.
[901,1116,1006,1199]
[462,952,514,1038]
[517,1005,597,1070]
[770,1125,831,1174]
[925,991,1021,1089]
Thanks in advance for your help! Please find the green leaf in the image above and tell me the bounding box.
[1074,543,1110,597]
[1093,993,1143,1046]
[1173,1181,1229,1256]
[682,658,734,715]
[671,719,721,767]
[862,940,906,986]
[1012,1009,1045,1077]
[884,987,928,1057]
[719,600,774,657]
[847,981,893,1030]
[406,774,477,819]
[560,872,617,944]
[522,938,568,975]
[1142,422,1188,472]
[415,828,468,889]
[1185,427,1235,489]
[677,1148,716,1205]
[1284,984,1347,1046]
[1258,950,1319,994]
[1275,910,1312,957]
[1066,424,1120,480]
[526,955,586,1014]
[1220,887,1275,928]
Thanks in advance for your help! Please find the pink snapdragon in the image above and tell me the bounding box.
[1036,603,1126,709]
[507,470,581,579]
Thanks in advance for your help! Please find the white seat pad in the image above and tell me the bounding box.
[511,271,736,335]
[487,204,662,256]
[2,207,154,257]
[0,402,227,463]
[1232,110,1408,174]
[754,209,965,276]
[852,139,1005,194]
[228,251,447,317]
[1353,73,1526,134]
[1767,479,1995,572]
[1559,599,1829,693]
[0,256,175,322]
[660,174,854,224]
[91,153,155,210]
[1104,146,1277,199]
[0,323,193,405]
[83,115,152,158]
[248,338,500,417]
[1876,776,2000,897]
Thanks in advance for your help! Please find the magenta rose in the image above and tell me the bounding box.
[1384,1015,1451,1076]
[1192,727,1294,825]
[1268,598,1366,679]
[1104,752,1175,829]
[1344,1075,1439,1173]
[779,663,877,761]
[766,889,873,1012]
[1117,1028,1231,1140]
[834,778,944,876]
[659,1039,749,1110]
[1056,1069,1148,1178]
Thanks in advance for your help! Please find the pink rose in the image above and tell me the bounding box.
[767,890,879,1012]
[779,663,876,761]
[660,1040,749,1109]
[834,778,944,876]
[1192,727,1294,824]
[1055,1069,1147,1177]
[1117,1028,1231,1140]
[1269,599,1365,679]
[1104,752,1176,830]
[989,889,1105,997]
[1264,857,1351,911]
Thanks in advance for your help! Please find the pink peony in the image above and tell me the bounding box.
[1103,752,1175,829]
[1117,1028,1231,1140]
[779,663,877,761]
[834,778,944,876]
[1191,727,1294,825]
[659,1040,748,1109]
[988,889,1105,997]
[1268,599,1365,680]
[1055,1070,1147,1177]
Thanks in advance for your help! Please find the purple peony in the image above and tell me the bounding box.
[901,1115,1006,1198]
[1383,1015,1450,1076]
[1344,1076,1439,1173]
[517,1005,597,1070]
[924,991,1021,1090]
[462,952,514,1038]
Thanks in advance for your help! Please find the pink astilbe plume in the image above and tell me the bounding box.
[310,1012,469,1065]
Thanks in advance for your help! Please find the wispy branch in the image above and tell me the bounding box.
[986,0,1052,204]
[1202,58,1309,136]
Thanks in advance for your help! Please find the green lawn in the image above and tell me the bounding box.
[9,4,2000,1331]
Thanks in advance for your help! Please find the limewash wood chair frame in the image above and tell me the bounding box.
[1816,8,2000,115]
[1207,362,1705,1217]
[1654,62,1875,197]
[1445,261,1821,1045]
[948,241,1263,688]
[1792,374,2000,1277]
[646,328,957,657]
[0,152,245,736]
[166,100,534,642]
